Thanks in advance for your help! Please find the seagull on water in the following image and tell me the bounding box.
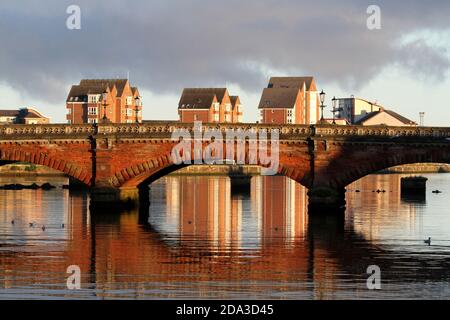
[424,237,431,246]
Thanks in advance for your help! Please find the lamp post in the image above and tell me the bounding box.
[101,92,108,123]
[331,96,343,125]
[319,90,326,122]
[135,96,140,124]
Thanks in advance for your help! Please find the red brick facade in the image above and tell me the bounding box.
[66,79,142,124]
[178,88,243,123]
[259,77,320,125]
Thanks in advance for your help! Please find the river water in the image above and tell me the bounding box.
[0,173,450,299]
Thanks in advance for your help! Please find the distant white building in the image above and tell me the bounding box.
[335,97,416,126]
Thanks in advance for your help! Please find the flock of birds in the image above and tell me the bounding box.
[8,218,436,246]
[10,219,65,231]
[354,189,442,193]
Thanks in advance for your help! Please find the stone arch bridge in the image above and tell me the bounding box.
[0,122,449,212]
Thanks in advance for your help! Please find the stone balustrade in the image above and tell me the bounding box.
[0,122,449,140]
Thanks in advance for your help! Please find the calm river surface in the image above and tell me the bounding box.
[1,173,450,299]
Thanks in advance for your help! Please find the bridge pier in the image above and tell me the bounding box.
[307,186,346,214]
[90,185,150,211]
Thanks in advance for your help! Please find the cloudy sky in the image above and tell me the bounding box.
[0,0,449,125]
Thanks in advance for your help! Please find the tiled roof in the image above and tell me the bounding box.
[0,110,20,117]
[0,108,49,120]
[79,79,128,96]
[268,77,315,90]
[258,88,300,109]
[67,79,131,102]
[230,96,240,106]
[179,93,217,109]
[181,88,228,104]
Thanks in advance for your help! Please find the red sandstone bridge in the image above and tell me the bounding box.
[0,122,449,212]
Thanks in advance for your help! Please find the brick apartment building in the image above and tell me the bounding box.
[178,88,243,123]
[258,77,320,125]
[66,79,142,124]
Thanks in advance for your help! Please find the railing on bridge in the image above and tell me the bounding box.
[0,122,449,139]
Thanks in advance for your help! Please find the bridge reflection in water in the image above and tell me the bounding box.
[1,174,450,299]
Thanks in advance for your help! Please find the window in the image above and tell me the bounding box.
[88,95,100,103]
[88,107,98,115]
[67,120,72,124]
[126,96,133,106]
[214,103,219,111]
[88,118,97,124]
[225,114,231,122]
[237,115,243,123]
[126,108,133,116]
[225,104,231,112]
[214,114,219,122]
[67,108,72,115]
[126,119,133,123]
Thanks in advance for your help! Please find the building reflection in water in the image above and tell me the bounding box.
[346,174,424,242]
[1,173,449,299]
[160,176,308,251]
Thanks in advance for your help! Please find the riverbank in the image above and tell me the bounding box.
[379,163,450,174]
[0,163,448,177]
[169,165,261,176]
[0,164,65,177]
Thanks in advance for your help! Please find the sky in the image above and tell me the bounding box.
[0,0,449,126]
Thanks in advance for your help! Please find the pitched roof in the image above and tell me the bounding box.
[79,79,128,96]
[67,79,131,102]
[230,96,240,107]
[131,87,140,96]
[268,77,315,91]
[67,85,109,102]
[355,109,417,125]
[181,88,228,103]
[0,110,20,117]
[0,108,49,120]
[178,93,217,109]
[258,88,300,109]
[21,107,49,119]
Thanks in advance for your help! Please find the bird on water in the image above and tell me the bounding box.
[424,237,431,246]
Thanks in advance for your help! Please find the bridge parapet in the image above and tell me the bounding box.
[314,125,450,139]
[0,124,95,137]
[0,122,449,142]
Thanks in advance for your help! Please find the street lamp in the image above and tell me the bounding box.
[319,90,326,122]
[101,92,109,123]
[331,96,337,124]
[331,96,343,125]
[135,96,140,124]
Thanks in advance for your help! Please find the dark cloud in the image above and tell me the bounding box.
[0,0,449,104]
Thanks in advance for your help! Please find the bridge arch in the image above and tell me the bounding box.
[326,147,450,189]
[110,152,306,189]
[0,148,91,186]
